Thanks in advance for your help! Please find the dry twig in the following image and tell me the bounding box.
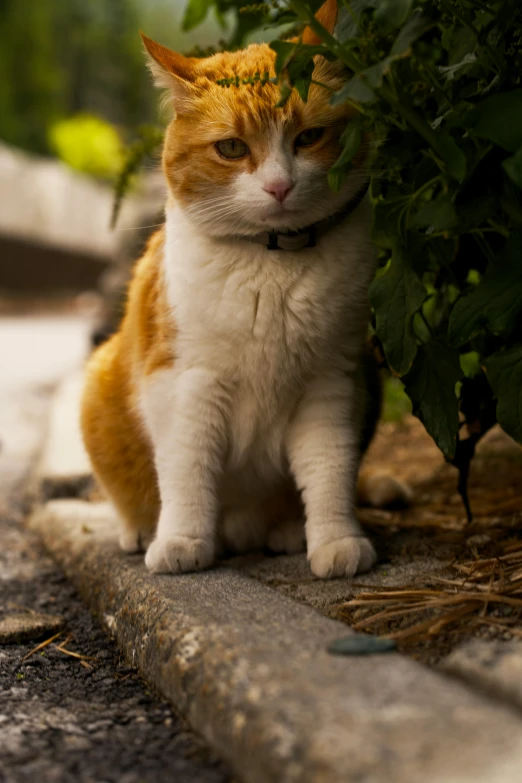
[19,631,64,663]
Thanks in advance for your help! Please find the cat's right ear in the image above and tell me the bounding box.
[141,33,198,113]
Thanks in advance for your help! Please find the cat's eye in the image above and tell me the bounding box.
[215,138,250,160]
[294,127,325,149]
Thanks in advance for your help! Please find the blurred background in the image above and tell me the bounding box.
[0,0,250,336]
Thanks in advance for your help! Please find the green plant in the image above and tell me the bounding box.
[116,0,522,512]
[111,124,164,227]
[48,113,124,179]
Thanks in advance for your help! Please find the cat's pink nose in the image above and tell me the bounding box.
[263,181,293,203]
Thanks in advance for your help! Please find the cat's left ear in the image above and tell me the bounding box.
[302,0,338,44]
[141,33,198,113]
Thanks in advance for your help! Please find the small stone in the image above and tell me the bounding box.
[466,534,492,546]
[0,612,65,644]
[327,634,397,656]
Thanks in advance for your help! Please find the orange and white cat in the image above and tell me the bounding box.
[81,1,406,579]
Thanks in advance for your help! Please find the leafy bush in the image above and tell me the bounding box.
[48,113,124,179]
[118,0,522,507]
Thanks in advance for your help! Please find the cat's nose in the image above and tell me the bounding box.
[263,180,293,204]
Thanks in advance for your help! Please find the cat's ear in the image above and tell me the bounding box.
[302,0,338,44]
[141,33,198,112]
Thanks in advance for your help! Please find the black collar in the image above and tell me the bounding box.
[239,179,370,251]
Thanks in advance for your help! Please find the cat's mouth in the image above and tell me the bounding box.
[259,204,308,230]
[260,203,291,221]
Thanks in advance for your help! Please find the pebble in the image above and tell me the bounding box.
[327,634,397,656]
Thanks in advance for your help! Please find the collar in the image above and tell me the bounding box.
[238,179,370,251]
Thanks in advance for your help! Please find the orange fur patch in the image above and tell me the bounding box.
[81,229,173,536]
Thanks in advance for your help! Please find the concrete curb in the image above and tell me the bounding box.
[30,499,522,783]
[38,371,93,499]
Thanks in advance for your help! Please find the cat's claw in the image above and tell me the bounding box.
[309,536,376,579]
[145,536,215,574]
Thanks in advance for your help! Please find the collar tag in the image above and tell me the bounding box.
[266,226,316,251]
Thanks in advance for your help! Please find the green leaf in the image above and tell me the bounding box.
[270,41,297,74]
[413,194,457,230]
[270,41,325,103]
[485,346,522,444]
[182,0,212,31]
[328,120,362,191]
[390,10,433,56]
[443,26,477,64]
[438,134,467,182]
[369,244,426,375]
[374,0,413,32]
[503,145,522,189]
[403,341,462,458]
[331,76,376,106]
[372,200,402,249]
[332,12,431,109]
[448,231,522,345]
[332,11,431,110]
[469,90,522,152]
[332,57,394,106]
[294,77,311,102]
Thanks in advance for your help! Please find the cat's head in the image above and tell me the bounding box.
[143,14,367,237]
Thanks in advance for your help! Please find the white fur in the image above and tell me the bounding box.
[141,139,377,579]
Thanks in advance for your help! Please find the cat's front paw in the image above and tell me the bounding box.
[145,536,215,574]
[309,536,376,579]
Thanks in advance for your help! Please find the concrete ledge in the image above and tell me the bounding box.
[442,639,522,711]
[38,372,93,499]
[30,499,522,783]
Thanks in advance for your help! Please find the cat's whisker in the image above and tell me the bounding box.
[115,222,165,232]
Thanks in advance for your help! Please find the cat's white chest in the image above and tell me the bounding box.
[151,206,372,477]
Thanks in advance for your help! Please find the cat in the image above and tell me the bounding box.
[81,0,408,579]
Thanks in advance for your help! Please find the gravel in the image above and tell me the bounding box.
[0,511,235,783]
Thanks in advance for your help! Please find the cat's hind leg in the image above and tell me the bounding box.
[81,337,160,555]
[119,525,155,554]
[267,518,306,555]
[218,506,269,555]
[357,469,412,508]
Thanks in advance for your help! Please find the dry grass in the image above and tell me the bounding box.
[342,539,522,646]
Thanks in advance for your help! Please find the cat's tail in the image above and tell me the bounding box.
[357,468,412,509]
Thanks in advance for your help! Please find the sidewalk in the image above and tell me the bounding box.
[29,358,522,783]
[0,315,232,783]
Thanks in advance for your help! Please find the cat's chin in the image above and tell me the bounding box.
[258,207,312,233]
[259,204,294,222]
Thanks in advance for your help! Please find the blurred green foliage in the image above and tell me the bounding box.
[0,0,222,160]
[0,0,152,156]
[382,377,413,423]
[48,113,124,179]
